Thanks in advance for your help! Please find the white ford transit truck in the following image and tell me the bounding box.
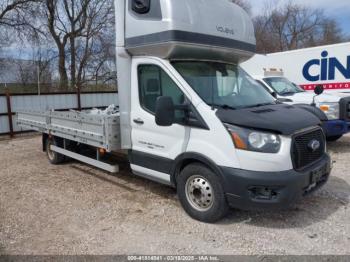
[17,0,331,222]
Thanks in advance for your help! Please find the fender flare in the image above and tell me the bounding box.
[170,152,224,187]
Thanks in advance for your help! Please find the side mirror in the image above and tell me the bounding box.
[314,85,324,96]
[311,85,324,107]
[271,91,278,99]
[155,96,175,126]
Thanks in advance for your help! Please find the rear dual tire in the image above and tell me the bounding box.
[46,137,65,165]
[177,163,229,223]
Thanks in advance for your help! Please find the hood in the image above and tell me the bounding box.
[216,104,321,135]
[281,92,340,104]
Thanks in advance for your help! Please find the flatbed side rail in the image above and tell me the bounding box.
[16,110,121,151]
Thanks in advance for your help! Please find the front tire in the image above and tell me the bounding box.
[46,137,65,165]
[177,163,229,223]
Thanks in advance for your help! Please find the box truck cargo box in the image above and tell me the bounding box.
[242,43,350,94]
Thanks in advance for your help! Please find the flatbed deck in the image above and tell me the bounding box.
[16,109,121,173]
[17,109,121,152]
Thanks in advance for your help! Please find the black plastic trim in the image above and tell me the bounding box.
[171,152,224,186]
[129,150,174,175]
[128,150,223,188]
[339,96,350,121]
[221,154,331,210]
[290,127,326,171]
[126,30,256,53]
[185,104,210,130]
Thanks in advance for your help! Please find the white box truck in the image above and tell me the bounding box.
[242,42,350,93]
[242,54,350,141]
[17,0,331,222]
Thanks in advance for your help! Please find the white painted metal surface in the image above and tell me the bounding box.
[241,42,350,93]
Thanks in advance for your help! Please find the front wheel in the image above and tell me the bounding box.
[327,135,342,142]
[177,163,229,223]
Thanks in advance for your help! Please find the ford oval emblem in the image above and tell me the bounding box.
[308,139,321,152]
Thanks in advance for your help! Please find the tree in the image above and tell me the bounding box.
[0,0,41,49]
[317,19,344,46]
[253,2,346,53]
[44,0,91,88]
[74,0,114,89]
[14,59,37,87]
[0,0,36,28]
[43,0,114,90]
[230,0,251,14]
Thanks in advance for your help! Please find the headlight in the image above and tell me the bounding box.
[225,124,281,153]
[319,102,339,120]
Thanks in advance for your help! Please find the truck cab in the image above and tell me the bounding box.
[253,71,350,141]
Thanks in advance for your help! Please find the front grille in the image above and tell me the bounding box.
[339,97,350,121]
[292,128,325,170]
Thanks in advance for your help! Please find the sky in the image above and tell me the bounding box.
[247,0,350,35]
[1,0,349,60]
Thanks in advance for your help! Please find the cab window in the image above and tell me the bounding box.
[138,65,185,117]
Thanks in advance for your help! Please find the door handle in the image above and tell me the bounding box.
[133,118,144,125]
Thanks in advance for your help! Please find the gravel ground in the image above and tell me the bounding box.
[0,134,349,255]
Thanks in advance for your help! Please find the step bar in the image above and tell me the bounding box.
[51,145,119,173]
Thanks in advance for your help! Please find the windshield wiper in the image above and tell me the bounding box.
[280,91,296,95]
[210,104,237,110]
[245,102,276,108]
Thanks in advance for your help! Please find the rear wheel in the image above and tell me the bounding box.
[46,137,65,164]
[177,163,229,223]
[327,135,342,142]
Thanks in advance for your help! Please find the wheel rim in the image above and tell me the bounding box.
[47,140,55,161]
[185,175,214,212]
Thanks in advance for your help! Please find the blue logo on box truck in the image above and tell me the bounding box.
[303,51,350,82]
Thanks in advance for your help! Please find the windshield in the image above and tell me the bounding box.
[172,61,276,109]
[264,77,304,95]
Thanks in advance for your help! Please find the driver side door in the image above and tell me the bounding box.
[129,58,191,184]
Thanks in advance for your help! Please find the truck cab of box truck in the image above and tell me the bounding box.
[116,0,331,222]
[249,69,350,142]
